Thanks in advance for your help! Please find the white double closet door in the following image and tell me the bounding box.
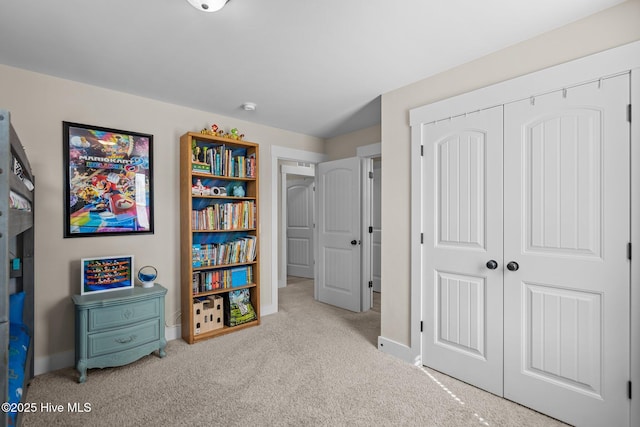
[422,74,630,426]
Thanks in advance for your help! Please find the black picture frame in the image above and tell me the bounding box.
[63,122,154,238]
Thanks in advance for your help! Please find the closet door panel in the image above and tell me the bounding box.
[422,106,504,396]
[525,109,602,257]
[503,75,630,427]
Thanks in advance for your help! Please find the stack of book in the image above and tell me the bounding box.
[192,235,257,267]
[206,145,256,178]
[192,201,256,231]
[192,266,253,294]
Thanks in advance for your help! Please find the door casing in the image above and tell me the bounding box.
[271,144,382,314]
[281,164,315,285]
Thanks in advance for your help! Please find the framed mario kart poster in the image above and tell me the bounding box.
[63,122,154,238]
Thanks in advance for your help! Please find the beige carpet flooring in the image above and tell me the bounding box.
[22,278,566,426]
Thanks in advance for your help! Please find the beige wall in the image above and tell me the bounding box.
[4,0,639,368]
[0,64,324,364]
[380,0,640,346]
[324,125,381,160]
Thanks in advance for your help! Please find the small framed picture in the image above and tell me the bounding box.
[63,122,154,238]
[81,255,134,295]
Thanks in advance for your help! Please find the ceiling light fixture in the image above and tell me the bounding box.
[186,0,229,12]
[242,102,257,111]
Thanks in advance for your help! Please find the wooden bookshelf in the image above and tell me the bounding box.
[180,132,260,344]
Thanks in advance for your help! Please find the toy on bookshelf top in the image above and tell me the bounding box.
[199,124,245,141]
[200,123,225,138]
[228,128,245,141]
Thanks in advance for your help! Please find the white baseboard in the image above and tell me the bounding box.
[261,303,277,316]
[34,349,75,376]
[34,325,183,376]
[164,324,181,341]
[377,336,422,366]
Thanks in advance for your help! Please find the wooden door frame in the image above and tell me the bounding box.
[403,40,640,425]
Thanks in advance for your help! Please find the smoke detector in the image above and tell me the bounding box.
[242,102,257,111]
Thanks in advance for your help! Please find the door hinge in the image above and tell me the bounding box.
[628,381,632,399]
[368,171,374,179]
[628,104,632,123]
[420,233,424,244]
[420,321,423,332]
[368,281,373,288]
[369,226,373,234]
[420,145,424,156]
[628,242,632,260]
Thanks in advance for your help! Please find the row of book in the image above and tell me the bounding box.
[192,201,256,231]
[195,144,256,178]
[192,235,257,267]
[192,266,253,294]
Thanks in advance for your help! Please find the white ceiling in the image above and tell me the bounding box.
[0,0,626,138]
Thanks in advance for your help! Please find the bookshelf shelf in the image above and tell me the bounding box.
[193,283,257,298]
[191,319,260,342]
[192,228,257,233]
[192,261,258,271]
[180,132,260,344]
[192,195,257,201]
[192,172,256,182]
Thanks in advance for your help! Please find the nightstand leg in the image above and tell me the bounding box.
[77,359,87,383]
[158,338,167,358]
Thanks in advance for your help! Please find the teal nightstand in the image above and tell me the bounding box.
[72,284,167,383]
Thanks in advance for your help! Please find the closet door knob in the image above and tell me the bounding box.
[486,260,498,270]
[506,261,519,271]
[350,240,357,246]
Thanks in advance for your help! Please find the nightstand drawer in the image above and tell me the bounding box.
[89,298,160,332]
[88,319,160,358]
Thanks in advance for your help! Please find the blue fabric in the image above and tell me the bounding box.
[9,291,25,324]
[7,322,30,426]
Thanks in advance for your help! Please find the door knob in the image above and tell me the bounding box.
[486,260,498,270]
[506,261,519,271]
[350,240,357,246]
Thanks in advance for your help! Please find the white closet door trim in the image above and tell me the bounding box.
[410,41,640,126]
[631,67,640,427]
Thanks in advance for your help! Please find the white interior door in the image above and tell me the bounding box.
[317,157,361,312]
[503,75,630,427]
[422,106,504,395]
[372,158,382,293]
[287,177,314,278]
